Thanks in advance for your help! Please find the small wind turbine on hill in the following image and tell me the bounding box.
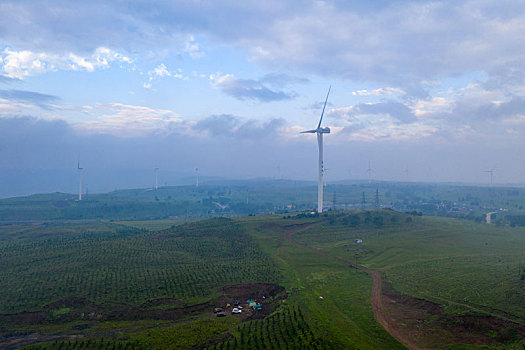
[154,167,159,190]
[366,160,374,184]
[483,168,495,185]
[195,168,199,187]
[77,160,83,201]
[301,87,331,213]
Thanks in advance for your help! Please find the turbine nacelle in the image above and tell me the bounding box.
[300,127,331,134]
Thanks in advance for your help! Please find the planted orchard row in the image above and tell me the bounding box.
[206,305,325,350]
[1,219,281,313]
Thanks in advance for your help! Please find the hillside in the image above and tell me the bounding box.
[1,211,525,349]
[4,180,525,223]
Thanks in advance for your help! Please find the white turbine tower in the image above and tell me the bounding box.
[301,87,331,213]
[154,167,159,190]
[484,168,495,185]
[195,168,199,187]
[77,160,83,201]
[366,160,374,184]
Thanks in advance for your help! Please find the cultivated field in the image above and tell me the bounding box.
[1,210,524,349]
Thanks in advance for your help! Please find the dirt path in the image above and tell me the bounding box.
[285,225,420,350]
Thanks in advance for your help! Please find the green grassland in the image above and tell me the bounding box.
[292,210,525,322]
[2,210,525,349]
[242,215,405,349]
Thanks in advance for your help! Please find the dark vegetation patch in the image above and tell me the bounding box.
[220,283,285,301]
[0,297,210,326]
[285,209,412,229]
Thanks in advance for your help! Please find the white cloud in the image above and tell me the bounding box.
[352,87,405,97]
[143,63,185,89]
[412,97,455,117]
[184,36,204,59]
[0,47,131,79]
[153,63,171,77]
[74,103,184,137]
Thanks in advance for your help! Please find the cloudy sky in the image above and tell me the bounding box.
[2,0,525,196]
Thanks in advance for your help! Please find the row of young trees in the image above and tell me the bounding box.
[1,219,281,313]
[206,305,325,350]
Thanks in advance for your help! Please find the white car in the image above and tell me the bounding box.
[232,308,242,314]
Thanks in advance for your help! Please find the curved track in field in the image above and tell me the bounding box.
[285,224,419,350]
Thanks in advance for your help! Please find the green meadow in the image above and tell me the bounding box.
[292,211,525,322]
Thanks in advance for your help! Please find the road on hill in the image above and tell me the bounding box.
[285,224,418,350]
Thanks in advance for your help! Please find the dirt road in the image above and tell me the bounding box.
[285,225,419,350]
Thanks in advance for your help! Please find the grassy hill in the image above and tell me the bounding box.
[292,210,525,321]
[1,211,525,349]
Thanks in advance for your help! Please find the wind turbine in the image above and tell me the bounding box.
[77,160,83,201]
[154,167,159,190]
[366,160,374,184]
[195,168,199,187]
[483,168,495,185]
[301,86,331,213]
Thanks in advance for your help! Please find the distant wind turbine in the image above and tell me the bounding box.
[154,167,159,190]
[301,86,331,213]
[483,168,495,185]
[195,168,199,187]
[366,160,374,184]
[77,160,83,201]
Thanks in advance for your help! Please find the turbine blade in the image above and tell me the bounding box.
[300,129,318,134]
[317,86,331,129]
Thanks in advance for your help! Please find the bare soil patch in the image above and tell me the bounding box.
[381,282,525,348]
[217,283,287,321]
